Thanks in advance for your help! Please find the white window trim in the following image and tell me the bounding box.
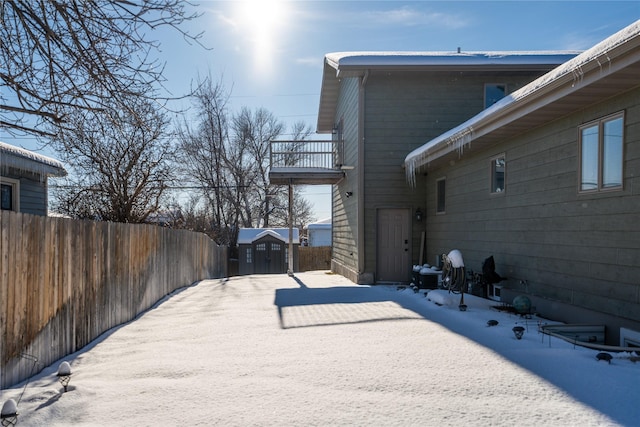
[436,177,446,214]
[0,176,20,212]
[490,153,506,195]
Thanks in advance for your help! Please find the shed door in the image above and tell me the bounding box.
[253,237,285,274]
[377,208,411,282]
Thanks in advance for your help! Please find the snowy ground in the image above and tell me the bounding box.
[2,271,639,426]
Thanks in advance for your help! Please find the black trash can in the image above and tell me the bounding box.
[412,265,421,286]
[419,267,439,289]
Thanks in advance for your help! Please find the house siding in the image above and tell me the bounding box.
[2,169,48,216]
[360,70,549,281]
[423,85,640,341]
[19,178,48,216]
[332,77,361,282]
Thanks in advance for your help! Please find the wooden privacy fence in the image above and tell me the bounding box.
[298,246,332,272]
[0,211,227,389]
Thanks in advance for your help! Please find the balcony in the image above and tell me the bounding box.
[269,139,345,185]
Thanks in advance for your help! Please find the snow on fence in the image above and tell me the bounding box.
[0,211,227,389]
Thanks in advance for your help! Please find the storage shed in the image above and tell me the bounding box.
[238,228,300,275]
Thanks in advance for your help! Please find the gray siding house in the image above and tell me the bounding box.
[311,50,577,284]
[404,21,640,345]
[1,142,67,216]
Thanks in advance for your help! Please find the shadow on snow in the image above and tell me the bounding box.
[274,274,637,426]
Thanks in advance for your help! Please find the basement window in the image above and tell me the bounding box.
[490,155,506,194]
[436,177,446,214]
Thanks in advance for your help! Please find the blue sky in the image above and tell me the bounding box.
[158,1,639,135]
[5,1,640,219]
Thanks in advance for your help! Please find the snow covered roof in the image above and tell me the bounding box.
[404,20,640,184]
[237,228,300,245]
[0,141,67,178]
[324,51,580,72]
[305,217,332,230]
[317,50,579,133]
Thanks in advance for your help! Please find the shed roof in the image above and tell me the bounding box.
[238,228,300,245]
[317,51,580,133]
[1,141,67,178]
[404,20,640,183]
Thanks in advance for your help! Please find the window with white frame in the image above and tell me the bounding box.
[485,83,507,108]
[436,177,446,213]
[1,177,20,212]
[491,155,506,194]
[246,248,252,264]
[579,113,624,192]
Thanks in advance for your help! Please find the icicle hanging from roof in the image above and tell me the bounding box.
[0,141,67,181]
[448,126,474,157]
[405,127,474,187]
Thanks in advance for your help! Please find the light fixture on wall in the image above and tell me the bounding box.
[415,208,423,221]
[345,191,353,198]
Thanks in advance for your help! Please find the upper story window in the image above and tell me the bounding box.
[1,178,20,212]
[490,155,506,194]
[579,113,624,192]
[485,84,507,109]
[436,177,446,214]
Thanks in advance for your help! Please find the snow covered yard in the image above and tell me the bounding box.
[2,271,639,426]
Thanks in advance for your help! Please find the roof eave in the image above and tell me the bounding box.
[317,59,348,133]
[316,51,577,134]
[405,22,640,180]
[2,153,68,177]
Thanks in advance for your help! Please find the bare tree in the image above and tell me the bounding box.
[0,0,201,137]
[176,75,315,244]
[176,75,238,243]
[267,191,316,231]
[277,121,315,167]
[51,96,174,223]
[232,107,285,228]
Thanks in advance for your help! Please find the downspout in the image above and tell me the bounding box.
[357,71,368,278]
[287,179,294,276]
